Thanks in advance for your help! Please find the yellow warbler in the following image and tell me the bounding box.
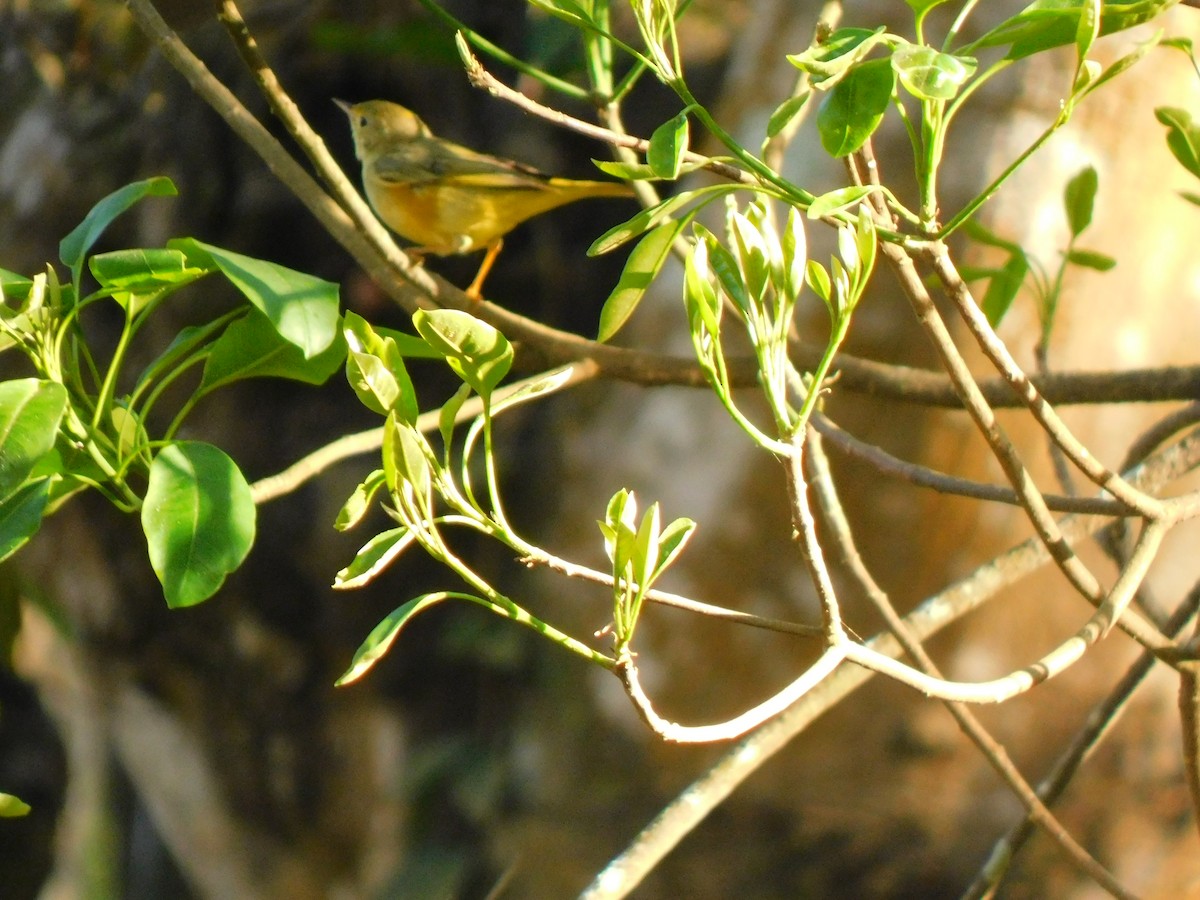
[337,99,634,298]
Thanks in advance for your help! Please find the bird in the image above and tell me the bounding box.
[337,99,634,299]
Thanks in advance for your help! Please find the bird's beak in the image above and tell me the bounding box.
[333,98,353,115]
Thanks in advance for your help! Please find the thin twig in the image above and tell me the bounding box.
[963,582,1200,899]
[926,242,1165,520]
[580,430,1200,899]
[460,42,753,186]
[805,429,1135,900]
[812,412,1131,515]
[881,237,1106,604]
[524,550,823,638]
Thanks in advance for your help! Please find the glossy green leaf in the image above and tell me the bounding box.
[787,27,890,87]
[1064,165,1099,237]
[730,209,772,302]
[412,309,512,397]
[343,310,416,420]
[647,112,690,179]
[1156,106,1200,179]
[60,177,177,279]
[336,593,449,685]
[1075,0,1101,62]
[437,384,471,460]
[382,413,432,498]
[653,516,696,579]
[142,441,256,608]
[598,220,685,342]
[0,268,34,307]
[906,0,953,13]
[891,44,975,101]
[963,219,1024,254]
[335,469,386,531]
[706,237,751,315]
[333,526,416,590]
[970,0,1175,61]
[200,310,347,391]
[0,478,53,563]
[806,260,833,307]
[683,237,721,335]
[817,59,896,157]
[526,0,596,29]
[0,379,67,501]
[981,253,1029,326]
[589,184,742,256]
[781,206,808,300]
[1065,248,1116,270]
[0,792,31,817]
[766,93,812,139]
[807,185,877,219]
[592,159,708,181]
[89,249,206,292]
[170,238,340,358]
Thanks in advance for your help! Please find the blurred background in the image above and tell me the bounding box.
[2,1,1199,897]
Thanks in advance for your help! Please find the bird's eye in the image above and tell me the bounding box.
[358,116,368,127]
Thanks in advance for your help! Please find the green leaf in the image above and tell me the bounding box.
[807,185,877,219]
[782,205,808,300]
[787,26,890,88]
[0,268,34,307]
[683,236,722,336]
[343,310,417,421]
[334,469,386,531]
[891,44,975,101]
[336,593,448,685]
[706,237,752,315]
[647,112,690,179]
[589,184,742,256]
[981,253,1029,326]
[817,59,896,157]
[592,159,708,181]
[653,516,696,579]
[526,0,596,29]
[766,93,812,139]
[1065,247,1116,270]
[0,478,53,563]
[963,219,1024,254]
[412,309,512,398]
[169,239,340,358]
[601,489,639,577]
[382,414,432,498]
[333,526,416,590]
[489,366,577,417]
[970,0,1176,61]
[142,441,256,608]
[1181,190,1200,207]
[907,0,954,13]
[0,792,31,817]
[730,208,773,302]
[59,177,177,280]
[1064,165,1099,237]
[1075,0,1101,63]
[438,383,472,452]
[598,220,685,342]
[0,379,68,501]
[200,310,347,391]
[1156,106,1200,180]
[806,260,833,307]
[633,503,661,590]
[88,248,206,292]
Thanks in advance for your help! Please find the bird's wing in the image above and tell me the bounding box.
[374,139,552,192]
